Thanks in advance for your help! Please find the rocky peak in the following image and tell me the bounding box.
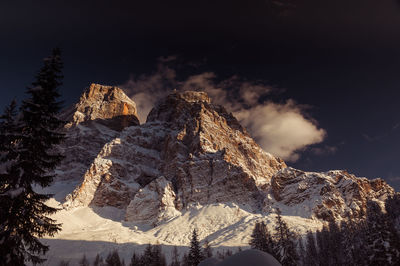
[147,91,244,133]
[56,84,140,182]
[175,91,211,103]
[63,90,287,215]
[62,83,139,130]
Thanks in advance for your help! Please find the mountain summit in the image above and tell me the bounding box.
[61,83,139,130]
[63,90,287,223]
[45,84,395,262]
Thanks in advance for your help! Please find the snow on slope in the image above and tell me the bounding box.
[36,86,395,264]
[40,180,322,265]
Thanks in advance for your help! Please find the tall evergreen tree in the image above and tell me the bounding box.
[0,48,65,265]
[188,229,203,266]
[297,237,305,266]
[249,221,275,256]
[79,254,90,266]
[140,244,154,266]
[0,100,21,262]
[58,260,70,266]
[129,251,141,266]
[152,244,167,266]
[181,253,189,266]
[203,239,212,259]
[365,200,400,265]
[315,225,330,265]
[386,194,400,233]
[273,209,298,266]
[93,254,103,266]
[169,246,181,266]
[106,250,123,266]
[327,220,344,265]
[304,231,318,266]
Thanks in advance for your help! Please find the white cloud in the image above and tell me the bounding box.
[234,101,326,162]
[123,61,177,122]
[121,58,326,162]
[310,145,337,156]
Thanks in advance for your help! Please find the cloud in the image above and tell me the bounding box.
[310,145,338,156]
[121,57,326,162]
[362,123,400,142]
[123,61,177,122]
[234,101,326,162]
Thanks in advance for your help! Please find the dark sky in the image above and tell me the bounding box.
[1,0,400,190]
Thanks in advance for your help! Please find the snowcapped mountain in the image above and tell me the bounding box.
[43,83,395,263]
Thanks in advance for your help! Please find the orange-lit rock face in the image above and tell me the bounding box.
[122,102,129,115]
[62,83,139,130]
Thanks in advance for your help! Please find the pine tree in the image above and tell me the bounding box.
[297,237,305,266]
[170,246,181,266]
[152,244,167,266]
[315,225,329,265]
[249,221,275,256]
[188,229,204,266]
[79,254,90,266]
[223,249,232,258]
[203,239,212,258]
[59,260,70,266]
[106,250,123,266]
[304,231,318,266]
[0,48,65,265]
[94,254,103,266]
[365,200,400,265]
[181,253,189,266]
[0,100,23,263]
[340,213,357,264]
[140,244,154,266]
[129,252,141,266]
[386,194,400,234]
[0,99,19,164]
[327,220,344,265]
[137,244,166,266]
[273,209,298,266]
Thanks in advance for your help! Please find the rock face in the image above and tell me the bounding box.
[59,86,395,226]
[268,167,394,221]
[63,91,287,221]
[56,83,140,181]
[62,83,139,130]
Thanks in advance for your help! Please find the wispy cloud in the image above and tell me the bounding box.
[310,145,338,156]
[362,123,400,142]
[121,57,326,162]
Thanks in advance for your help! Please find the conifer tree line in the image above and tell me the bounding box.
[68,229,217,266]
[250,197,400,266]
[0,48,65,265]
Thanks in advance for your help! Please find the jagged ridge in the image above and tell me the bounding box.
[58,85,394,226]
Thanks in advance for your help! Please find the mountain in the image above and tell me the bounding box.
[56,83,139,182]
[43,84,395,263]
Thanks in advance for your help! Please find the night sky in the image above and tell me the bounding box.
[1,0,400,190]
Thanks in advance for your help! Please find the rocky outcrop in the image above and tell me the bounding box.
[59,86,395,227]
[269,167,395,221]
[63,91,287,221]
[56,83,140,181]
[125,177,180,225]
[62,83,139,130]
